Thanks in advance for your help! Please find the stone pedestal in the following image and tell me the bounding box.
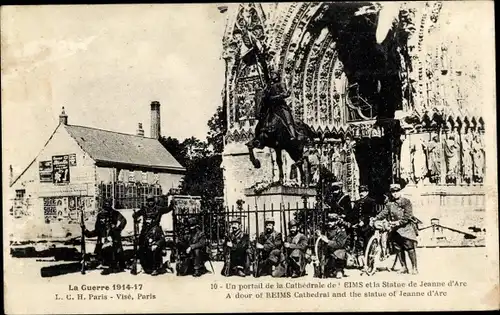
[241,185,317,238]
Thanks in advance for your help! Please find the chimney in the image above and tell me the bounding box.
[150,101,161,139]
[59,107,68,125]
[9,165,13,186]
[136,123,145,137]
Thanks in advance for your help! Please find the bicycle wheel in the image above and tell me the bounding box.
[364,234,381,276]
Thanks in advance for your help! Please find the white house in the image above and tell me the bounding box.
[9,101,185,242]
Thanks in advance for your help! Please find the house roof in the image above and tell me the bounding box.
[64,124,185,172]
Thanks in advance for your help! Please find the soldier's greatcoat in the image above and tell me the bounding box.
[133,203,172,272]
[354,195,378,227]
[85,209,127,265]
[283,232,308,276]
[375,197,418,241]
[258,230,283,259]
[221,229,251,276]
[176,228,208,276]
[134,204,171,247]
[324,225,348,261]
[326,193,353,222]
[353,195,378,252]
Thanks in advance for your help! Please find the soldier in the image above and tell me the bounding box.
[317,212,349,279]
[132,194,172,276]
[176,217,209,277]
[325,182,355,256]
[353,185,378,266]
[276,219,308,278]
[81,199,127,275]
[325,182,353,219]
[221,217,251,277]
[255,216,283,276]
[373,184,419,274]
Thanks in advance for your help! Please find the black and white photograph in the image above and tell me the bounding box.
[2,2,498,314]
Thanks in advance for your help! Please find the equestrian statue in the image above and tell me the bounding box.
[243,30,317,185]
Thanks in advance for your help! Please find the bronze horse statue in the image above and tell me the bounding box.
[245,88,317,186]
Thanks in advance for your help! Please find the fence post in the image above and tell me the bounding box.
[262,203,266,239]
[247,205,251,237]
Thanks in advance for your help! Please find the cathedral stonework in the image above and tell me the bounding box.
[221,1,485,231]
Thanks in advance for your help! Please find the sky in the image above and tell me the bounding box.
[2,4,231,177]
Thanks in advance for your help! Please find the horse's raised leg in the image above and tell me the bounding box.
[246,140,261,169]
[275,149,284,184]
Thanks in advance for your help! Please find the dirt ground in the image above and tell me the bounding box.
[6,246,488,283]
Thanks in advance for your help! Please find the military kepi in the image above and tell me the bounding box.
[229,217,241,224]
[389,183,401,192]
[264,216,275,224]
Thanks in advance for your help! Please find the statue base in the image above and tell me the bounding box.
[241,184,317,238]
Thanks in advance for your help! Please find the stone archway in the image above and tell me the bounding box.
[222,2,411,200]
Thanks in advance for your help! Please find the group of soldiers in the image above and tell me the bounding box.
[80,181,419,277]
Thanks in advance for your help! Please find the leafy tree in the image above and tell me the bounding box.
[159,104,226,201]
[206,105,227,154]
[159,136,188,167]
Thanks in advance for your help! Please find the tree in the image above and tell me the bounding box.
[159,136,188,167]
[159,103,225,203]
[207,105,227,154]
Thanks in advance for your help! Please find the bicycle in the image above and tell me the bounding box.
[363,219,398,276]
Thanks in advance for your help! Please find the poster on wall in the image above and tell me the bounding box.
[43,197,57,222]
[69,153,77,166]
[52,155,70,184]
[39,161,53,182]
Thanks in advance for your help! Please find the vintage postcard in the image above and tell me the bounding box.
[2,2,498,314]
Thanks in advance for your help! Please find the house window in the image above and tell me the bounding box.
[15,189,26,199]
[114,182,126,209]
[98,181,164,210]
[98,183,113,207]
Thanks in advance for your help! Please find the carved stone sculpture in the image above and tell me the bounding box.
[426,134,441,183]
[443,133,459,183]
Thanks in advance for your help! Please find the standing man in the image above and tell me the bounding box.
[133,194,172,276]
[325,182,353,219]
[176,217,208,277]
[221,217,251,277]
[255,216,283,276]
[81,199,127,275]
[353,185,378,266]
[276,219,308,278]
[373,184,419,274]
[317,212,349,279]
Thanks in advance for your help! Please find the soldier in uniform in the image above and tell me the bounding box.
[275,219,308,278]
[81,199,127,275]
[221,217,251,277]
[132,194,172,276]
[255,216,283,276]
[353,185,378,266]
[175,217,209,277]
[373,184,419,274]
[325,182,353,219]
[317,212,349,279]
[325,182,355,255]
